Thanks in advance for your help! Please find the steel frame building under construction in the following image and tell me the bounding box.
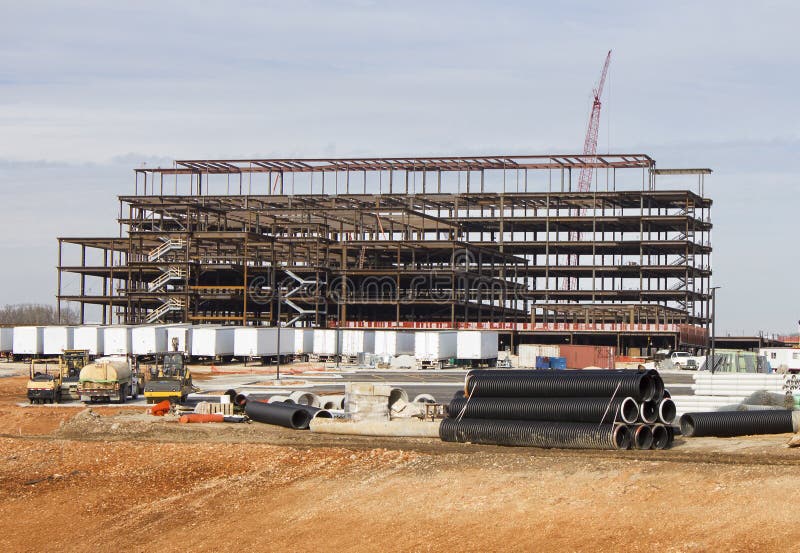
[57,153,712,351]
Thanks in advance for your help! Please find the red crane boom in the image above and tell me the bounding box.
[563,50,612,291]
[577,50,611,192]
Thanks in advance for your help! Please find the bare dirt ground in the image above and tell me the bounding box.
[1,372,800,552]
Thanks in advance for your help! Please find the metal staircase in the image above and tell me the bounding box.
[282,270,326,325]
[148,238,186,262]
[148,266,188,292]
[146,297,186,323]
[147,238,189,322]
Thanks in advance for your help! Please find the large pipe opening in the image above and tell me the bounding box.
[619,397,639,424]
[658,399,677,425]
[640,400,658,424]
[651,424,670,449]
[612,424,631,450]
[632,424,654,450]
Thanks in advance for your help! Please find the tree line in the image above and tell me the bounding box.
[0,304,80,325]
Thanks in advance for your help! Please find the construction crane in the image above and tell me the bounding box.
[564,50,612,291]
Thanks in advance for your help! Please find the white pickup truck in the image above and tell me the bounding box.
[660,351,704,370]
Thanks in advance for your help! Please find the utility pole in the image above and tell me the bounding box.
[276,286,282,382]
[710,286,721,373]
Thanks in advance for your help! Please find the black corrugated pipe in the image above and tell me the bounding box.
[648,371,665,403]
[630,424,654,450]
[439,418,631,450]
[666,425,675,445]
[448,397,639,425]
[658,398,677,425]
[224,389,237,403]
[639,400,658,424]
[465,370,655,402]
[662,389,671,399]
[651,424,670,449]
[234,393,248,407]
[453,390,465,399]
[245,401,313,429]
[680,410,794,438]
[568,369,665,401]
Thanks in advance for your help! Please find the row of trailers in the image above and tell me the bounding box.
[2,325,500,368]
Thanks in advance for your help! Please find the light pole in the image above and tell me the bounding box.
[275,286,282,382]
[710,286,721,373]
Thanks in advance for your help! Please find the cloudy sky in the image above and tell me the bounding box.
[0,1,797,334]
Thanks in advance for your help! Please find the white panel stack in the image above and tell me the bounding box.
[12,326,44,355]
[234,327,293,357]
[293,328,313,355]
[692,373,785,396]
[457,331,499,360]
[414,331,457,361]
[191,326,235,357]
[374,331,415,357]
[165,325,191,353]
[313,329,339,355]
[103,326,133,355]
[131,325,168,355]
[43,326,75,354]
[74,326,104,355]
[518,344,561,368]
[0,328,12,352]
[340,330,375,356]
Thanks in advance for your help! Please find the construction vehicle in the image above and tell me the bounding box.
[26,358,61,404]
[144,350,193,404]
[77,357,138,403]
[58,349,89,400]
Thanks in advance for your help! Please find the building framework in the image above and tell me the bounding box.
[57,153,712,350]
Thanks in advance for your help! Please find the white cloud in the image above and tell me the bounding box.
[0,1,798,331]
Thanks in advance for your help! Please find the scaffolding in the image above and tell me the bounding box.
[57,153,712,349]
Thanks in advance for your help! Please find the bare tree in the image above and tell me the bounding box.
[0,304,79,325]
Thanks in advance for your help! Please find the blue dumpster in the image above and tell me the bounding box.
[549,356,567,370]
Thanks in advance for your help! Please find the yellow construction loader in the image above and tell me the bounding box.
[59,349,89,400]
[144,352,194,404]
[26,358,61,404]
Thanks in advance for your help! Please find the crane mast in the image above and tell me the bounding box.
[563,50,612,291]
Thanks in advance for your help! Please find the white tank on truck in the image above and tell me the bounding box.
[77,356,138,403]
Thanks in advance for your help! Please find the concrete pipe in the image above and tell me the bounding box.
[389,388,409,410]
[299,405,334,419]
[268,395,291,404]
[412,394,437,404]
[309,417,441,437]
[289,391,321,408]
[320,394,346,410]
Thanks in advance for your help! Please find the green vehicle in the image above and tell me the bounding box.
[704,349,760,373]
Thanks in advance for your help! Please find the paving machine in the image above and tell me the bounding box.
[144,350,193,404]
[59,349,89,400]
[26,358,61,404]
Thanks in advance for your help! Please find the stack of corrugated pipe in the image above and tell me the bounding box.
[440,369,676,450]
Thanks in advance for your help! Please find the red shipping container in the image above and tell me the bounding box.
[560,345,615,369]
